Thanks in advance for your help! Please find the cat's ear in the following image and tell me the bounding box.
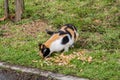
[38,43,42,50]
[45,29,55,36]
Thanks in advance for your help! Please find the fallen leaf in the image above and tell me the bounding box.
[32,60,38,63]
[93,19,102,24]
[43,50,92,66]
[80,69,83,72]
[87,56,92,63]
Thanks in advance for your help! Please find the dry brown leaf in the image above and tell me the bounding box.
[87,56,92,63]
[32,60,38,63]
[80,69,83,72]
[48,53,75,65]
[43,50,92,66]
[93,19,102,24]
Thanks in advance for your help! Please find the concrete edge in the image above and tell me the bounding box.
[0,61,89,80]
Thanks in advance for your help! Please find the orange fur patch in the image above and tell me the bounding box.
[60,26,67,31]
[75,32,79,41]
[66,28,74,38]
[44,33,66,48]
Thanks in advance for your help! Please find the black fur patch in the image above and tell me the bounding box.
[46,29,55,35]
[73,26,77,31]
[64,24,74,31]
[40,44,50,57]
[38,43,42,51]
[41,45,45,53]
[74,32,76,39]
[58,30,67,35]
[46,29,68,36]
[61,36,69,44]
[64,24,77,31]
[43,48,50,57]
[64,28,72,38]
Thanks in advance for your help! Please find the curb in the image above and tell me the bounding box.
[0,62,89,80]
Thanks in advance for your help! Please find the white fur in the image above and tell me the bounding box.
[50,34,74,54]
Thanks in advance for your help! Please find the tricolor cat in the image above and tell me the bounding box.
[39,24,79,58]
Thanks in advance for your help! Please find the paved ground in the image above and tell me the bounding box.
[0,69,49,80]
[0,62,89,80]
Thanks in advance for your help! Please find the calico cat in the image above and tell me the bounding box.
[39,24,79,58]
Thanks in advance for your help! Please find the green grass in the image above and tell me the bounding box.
[0,0,120,80]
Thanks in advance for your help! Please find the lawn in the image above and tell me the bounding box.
[0,0,120,80]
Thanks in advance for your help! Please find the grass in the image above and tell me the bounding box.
[0,0,120,80]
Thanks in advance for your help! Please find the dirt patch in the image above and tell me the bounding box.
[20,20,49,37]
[0,20,51,38]
[0,23,13,38]
[0,68,51,80]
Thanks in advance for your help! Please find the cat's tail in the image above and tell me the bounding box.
[45,29,55,35]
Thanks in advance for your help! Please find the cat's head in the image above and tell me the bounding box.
[38,43,50,58]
